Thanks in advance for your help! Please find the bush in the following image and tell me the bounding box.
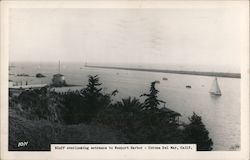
[9,113,59,151]
[9,112,127,151]
[10,87,64,122]
[183,112,213,151]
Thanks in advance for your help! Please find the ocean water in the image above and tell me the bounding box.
[9,62,240,151]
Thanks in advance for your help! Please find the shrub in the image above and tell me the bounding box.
[10,87,64,122]
[9,112,127,151]
[183,112,213,151]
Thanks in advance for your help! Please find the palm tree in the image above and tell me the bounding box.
[116,97,142,113]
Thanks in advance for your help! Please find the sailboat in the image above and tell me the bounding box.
[210,77,222,96]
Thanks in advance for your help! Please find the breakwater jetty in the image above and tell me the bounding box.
[85,65,241,78]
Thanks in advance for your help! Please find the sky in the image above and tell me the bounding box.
[9,8,247,72]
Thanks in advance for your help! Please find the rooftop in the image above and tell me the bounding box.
[53,73,64,77]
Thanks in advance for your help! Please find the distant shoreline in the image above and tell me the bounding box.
[85,65,241,79]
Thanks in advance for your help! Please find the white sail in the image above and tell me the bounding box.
[210,77,222,96]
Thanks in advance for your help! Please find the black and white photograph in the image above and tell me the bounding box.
[1,0,249,159]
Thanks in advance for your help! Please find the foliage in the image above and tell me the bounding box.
[62,75,114,124]
[80,75,111,122]
[183,112,213,151]
[10,87,64,122]
[60,91,85,124]
[9,113,126,151]
[80,75,103,99]
[95,82,183,144]
[9,76,214,151]
[140,81,165,110]
[9,113,60,151]
[95,97,142,129]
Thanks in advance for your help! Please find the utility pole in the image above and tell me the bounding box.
[58,60,60,74]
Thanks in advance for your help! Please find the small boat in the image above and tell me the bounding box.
[155,80,160,83]
[162,77,168,80]
[186,85,191,88]
[17,73,30,77]
[36,73,46,78]
[210,77,222,96]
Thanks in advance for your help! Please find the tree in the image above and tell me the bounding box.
[61,91,84,124]
[117,97,142,113]
[140,81,165,110]
[95,97,142,128]
[79,75,112,123]
[81,75,103,99]
[61,75,116,124]
[184,112,213,151]
[138,81,177,143]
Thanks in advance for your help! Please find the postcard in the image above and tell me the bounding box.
[0,0,249,159]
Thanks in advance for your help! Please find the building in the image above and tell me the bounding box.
[52,73,66,87]
[51,61,66,87]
